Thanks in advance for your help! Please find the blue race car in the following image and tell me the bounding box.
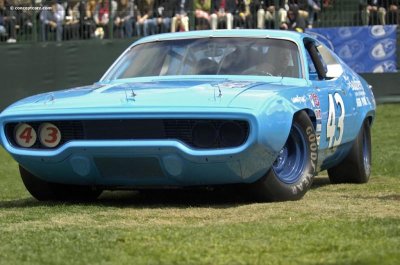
[0,30,376,202]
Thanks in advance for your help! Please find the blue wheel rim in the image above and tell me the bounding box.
[272,124,308,184]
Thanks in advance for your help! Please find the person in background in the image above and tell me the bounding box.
[40,0,65,42]
[258,0,312,29]
[235,0,253,28]
[210,0,236,30]
[285,1,311,27]
[306,0,321,27]
[171,0,190,32]
[0,0,7,41]
[153,0,174,33]
[0,0,17,43]
[280,5,306,32]
[257,0,286,29]
[64,0,85,40]
[114,0,135,38]
[360,0,383,25]
[15,0,34,39]
[82,0,97,38]
[94,0,117,39]
[194,0,211,30]
[322,0,334,8]
[136,0,155,36]
[379,0,398,24]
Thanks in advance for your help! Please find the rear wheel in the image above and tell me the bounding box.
[19,165,102,201]
[328,120,371,184]
[250,111,318,202]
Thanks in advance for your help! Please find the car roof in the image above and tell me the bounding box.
[132,29,308,46]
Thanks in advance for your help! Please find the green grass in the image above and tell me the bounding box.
[0,104,399,265]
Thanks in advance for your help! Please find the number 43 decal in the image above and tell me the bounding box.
[327,93,345,148]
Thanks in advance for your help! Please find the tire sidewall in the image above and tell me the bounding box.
[364,121,372,178]
[254,111,318,201]
[355,120,371,182]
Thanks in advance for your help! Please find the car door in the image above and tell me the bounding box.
[304,39,355,165]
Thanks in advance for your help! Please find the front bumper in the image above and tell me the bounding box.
[11,140,273,187]
[1,109,293,187]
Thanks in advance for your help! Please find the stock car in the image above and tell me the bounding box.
[0,30,376,202]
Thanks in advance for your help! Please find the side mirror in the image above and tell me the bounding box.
[326,64,343,79]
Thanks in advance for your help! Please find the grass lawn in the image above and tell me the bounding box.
[0,104,399,265]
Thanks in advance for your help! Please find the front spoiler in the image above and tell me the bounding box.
[13,141,274,187]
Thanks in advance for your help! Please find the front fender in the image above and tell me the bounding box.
[257,95,296,153]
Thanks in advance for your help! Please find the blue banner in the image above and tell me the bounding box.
[306,25,397,73]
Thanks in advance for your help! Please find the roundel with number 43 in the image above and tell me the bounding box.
[14,122,62,148]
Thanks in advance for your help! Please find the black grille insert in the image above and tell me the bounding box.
[5,119,249,149]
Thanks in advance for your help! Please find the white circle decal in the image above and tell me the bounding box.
[39,123,61,148]
[14,123,37,148]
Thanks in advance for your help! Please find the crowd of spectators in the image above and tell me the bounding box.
[0,0,398,43]
[360,0,398,25]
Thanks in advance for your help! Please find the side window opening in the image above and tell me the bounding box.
[304,40,327,81]
[305,50,318,81]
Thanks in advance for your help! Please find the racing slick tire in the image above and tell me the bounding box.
[19,165,102,201]
[250,111,318,202]
[328,120,371,184]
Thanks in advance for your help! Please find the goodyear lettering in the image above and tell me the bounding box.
[290,124,318,196]
[306,127,318,172]
[310,142,317,152]
[296,182,304,192]
[309,134,316,143]
[306,126,313,135]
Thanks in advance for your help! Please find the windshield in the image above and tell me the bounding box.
[103,38,302,80]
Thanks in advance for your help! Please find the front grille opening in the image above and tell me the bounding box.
[5,119,249,150]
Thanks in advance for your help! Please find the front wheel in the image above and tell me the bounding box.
[19,165,102,201]
[328,120,372,184]
[250,111,318,202]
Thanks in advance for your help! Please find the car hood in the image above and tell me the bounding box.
[2,77,309,115]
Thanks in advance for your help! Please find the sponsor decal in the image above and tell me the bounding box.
[356,98,362,107]
[350,80,363,91]
[316,134,321,146]
[338,39,364,60]
[307,25,397,73]
[361,97,368,106]
[309,93,320,108]
[291,95,307,104]
[370,38,396,60]
[369,25,396,38]
[344,74,371,107]
[315,109,321,120]
[372,60,397,73]
[338,27,363,39]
